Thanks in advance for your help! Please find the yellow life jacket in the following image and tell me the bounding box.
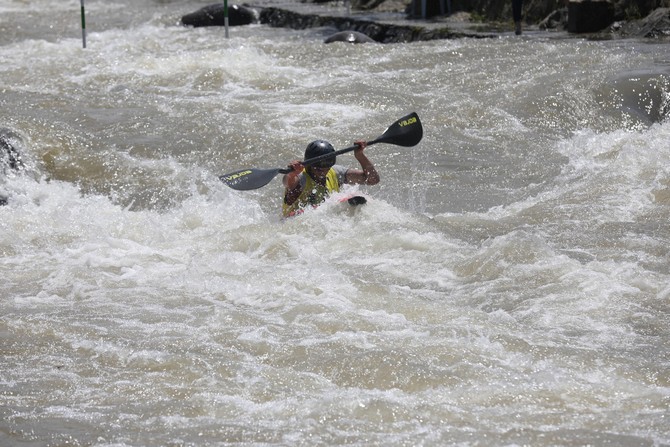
[282,168,340,217]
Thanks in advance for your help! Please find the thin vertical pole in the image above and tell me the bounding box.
[224,0,229,38]
[80,0,86,48]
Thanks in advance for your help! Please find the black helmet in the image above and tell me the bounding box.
[304,140,336,168]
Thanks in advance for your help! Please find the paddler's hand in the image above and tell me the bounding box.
[353,140,367,155]
[288,160,304,173]
[283,160,304,188]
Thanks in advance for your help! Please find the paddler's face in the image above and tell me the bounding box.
[307,166,329,180]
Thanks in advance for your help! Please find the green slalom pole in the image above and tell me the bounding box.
[80,0,86,48]
[224,0,229,38]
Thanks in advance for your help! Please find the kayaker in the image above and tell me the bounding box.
[282,139,379,217]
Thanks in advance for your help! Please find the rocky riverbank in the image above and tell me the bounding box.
[288,0,670,38]
[182,0,670,41]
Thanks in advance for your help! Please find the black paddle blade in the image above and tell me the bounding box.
[375,112,423,147]
[347,195,367,206]
[219,167,282,191]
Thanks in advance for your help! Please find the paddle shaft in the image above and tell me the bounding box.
[277,140,377,174]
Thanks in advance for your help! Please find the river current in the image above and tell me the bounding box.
[1,0,669,445]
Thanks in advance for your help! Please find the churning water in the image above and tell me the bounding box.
[1,0,669,445]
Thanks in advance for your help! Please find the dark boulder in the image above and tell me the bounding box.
[539,7,568,30]
[1,128,24,206]
[181,4,258,27]
[324,30,377,43]
[1,128,23,173]
[615,7,670,37]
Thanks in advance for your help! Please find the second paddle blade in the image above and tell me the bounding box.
[376,112,423,147]
[220,167,281,191]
